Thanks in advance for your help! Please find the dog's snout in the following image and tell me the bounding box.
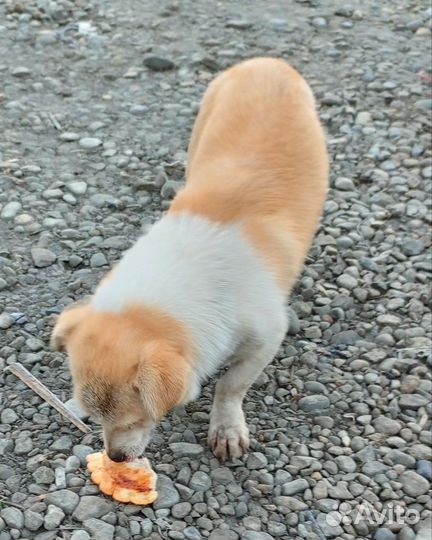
[108,450,127,463]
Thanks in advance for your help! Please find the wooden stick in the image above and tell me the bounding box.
[6,362,91,434]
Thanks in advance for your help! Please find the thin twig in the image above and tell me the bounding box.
[6,363,91,434]
[0,497,25,510]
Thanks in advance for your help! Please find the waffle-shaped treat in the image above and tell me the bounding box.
[86,451,158,505]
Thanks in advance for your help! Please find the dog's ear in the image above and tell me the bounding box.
[51,304,89,352]
[134,342,192,421]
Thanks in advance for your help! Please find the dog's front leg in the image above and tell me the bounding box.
[208,314,287,461]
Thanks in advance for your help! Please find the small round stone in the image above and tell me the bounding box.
[79,137,102,149]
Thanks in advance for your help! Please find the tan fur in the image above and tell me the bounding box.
[53,305,193,420]
[170,57,328,291]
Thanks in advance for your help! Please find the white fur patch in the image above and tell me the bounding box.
[92,214,285,397]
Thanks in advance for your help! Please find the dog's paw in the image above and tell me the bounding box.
[208,421,250,461]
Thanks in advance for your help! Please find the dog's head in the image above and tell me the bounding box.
[51,304,192,461]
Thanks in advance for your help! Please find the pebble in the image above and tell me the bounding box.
[416,460,432,481]
[282,478,309,495]
[336,273,358,289]
[184,526,202,540]
[24,509,44,531]
[400,470,430,496]
[0,508,24,529]
[1,201,21,220]
[31,247,57,268]
[70,532,91,540]
[399,394,429,409]
[169,442,204,458]
[143,56,176,71]
[44,505,65,530]
[72,496,112,521]
[208,531,239,540]
[374,529,396,540]
[190,471,212,491]
[79,137,102,149]
[242,533,274,540]
[0,314,14,329]
[45,490,79,514]
[67,181,88,196]
[335,177,355,190]
[83,518,115,540]
[1,408,18,424]
[90,252,108,267]
[12,66,31,77]
[373,416,401,435]
[298,395,330,412]
[247,452,268,470]
[33,465,55,484]
[153,475,180,509]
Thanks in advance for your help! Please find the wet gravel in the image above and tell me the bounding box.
[0,0,431,539]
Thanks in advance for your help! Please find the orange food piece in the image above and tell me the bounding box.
[86,452,158,505]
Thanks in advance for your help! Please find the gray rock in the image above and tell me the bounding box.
[335,455,357,473]
[184,526,202,540]
[31,247,57,268]
[1,408,18,424]
[153,475,180,509]
[50,435,73,451]
[82,518,115,540]
[33,465,55,484]
[208,530,239,540]
[210,467,234,484]
[140,519,153,537]
[24,509,44,531]
[374,528,396,540]
[171,502,192,518]
[282,478,309,495]
[298,395,330,412]
[1,201,21,220]
[12,66,31,77]
[70,532,91,540]
[169,442,204,458]
[416,460,432,481]
[0,507,24,529]
[190,471,212,491]
[400,470,430,496]
[362,461,388,476]
[90,252,108,267]
[399,394,429,409]
[46,490,79,514]
[67,181,88,196]
[336,274,358,290]
[373,416,401,435]
[143,56,176,71]
[73,496,113,521]
[247,452,268,470]
[60,132,80,142]
[0,314,14,329]
[335,177,355,190]
[73,445,94,466]
[79,137,102,149]
[44,505,65,530]
[331,330,360,345]
[242,533,274,540]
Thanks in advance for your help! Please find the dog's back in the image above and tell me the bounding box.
[170,57,329,292]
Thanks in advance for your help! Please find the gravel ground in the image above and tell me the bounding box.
[0,1,431,539]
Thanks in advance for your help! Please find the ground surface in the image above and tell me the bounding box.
[0,1,431,540]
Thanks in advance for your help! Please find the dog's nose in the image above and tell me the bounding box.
[108,450,127,463]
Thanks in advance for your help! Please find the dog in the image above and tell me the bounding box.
[51,57,328,462]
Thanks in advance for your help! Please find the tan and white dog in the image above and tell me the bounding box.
[52,58,328,462]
